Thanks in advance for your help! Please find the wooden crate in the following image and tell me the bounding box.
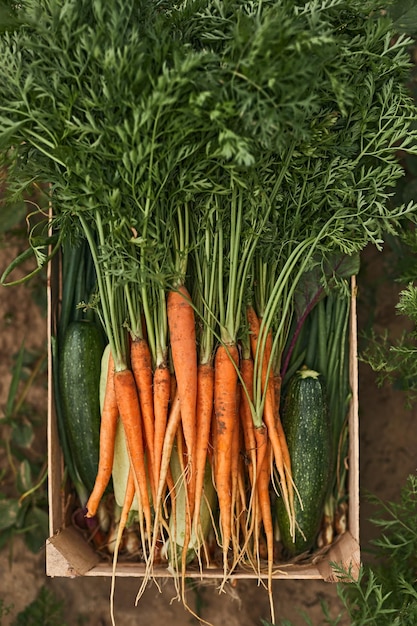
[46,258,360,582]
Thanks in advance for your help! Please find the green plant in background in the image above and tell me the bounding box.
[0,340,48,555]
[9,586,67,626]
[359,1,417,398]
[259,476,417,626]
[0,599,12,626]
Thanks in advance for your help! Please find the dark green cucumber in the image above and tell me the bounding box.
[59,320,104,493]
[276,367,331,556]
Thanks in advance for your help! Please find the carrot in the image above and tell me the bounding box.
[247,306,274,401]
[153,362,171,494]
[274,373,292,485]
[113,368,152,537]
[214,342,239,576]
[136,391,182,605]
[239,356,257,487]
[167,285,197,514]
[130,337,156,502]
[257,442,275,625]
[86,351,118,518]
[110,468,136,626]
[231,404,243,556]
[193,362,214,535]
[237,355,260,565]
[247,306,294,533]
[252,421,267,565]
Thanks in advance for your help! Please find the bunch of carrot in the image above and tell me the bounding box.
[82,268,295,625]
[82,184,298,586]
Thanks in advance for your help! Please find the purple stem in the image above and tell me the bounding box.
[281,254,348,380]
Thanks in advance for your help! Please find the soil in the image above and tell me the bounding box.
[1,240,417,626]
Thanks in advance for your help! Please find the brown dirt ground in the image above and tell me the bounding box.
[1,240,417,626]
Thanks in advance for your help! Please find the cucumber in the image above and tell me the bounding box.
[59,320,104,493]
[276,367,331,556]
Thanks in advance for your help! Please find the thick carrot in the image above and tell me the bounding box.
[153,362,171,493]
[113,368,152,536]
[86,351,118,518]
[193,362,214,534]
[130,338,156,502]
[214,342,239,575]
[167,285,198,513]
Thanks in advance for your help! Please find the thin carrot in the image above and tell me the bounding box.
[247,306,294,533]
[274,372,293,489]
[113,368,152,537]
[239,356,257,487]
[214,342,239,576]
[153,362,171,493]
[167,285,197,514]
[130,338,156,502]
[231,404,242,557]
[247,305,274,400]
[86,351,118,518]
[193,362,214,534]
[136,392,181,605]
[110,468,136,626]
[237,355,259,566]
[257,441,275,625]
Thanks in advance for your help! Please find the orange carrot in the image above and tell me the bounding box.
[247,306,274,397]
[237,356,260,564]
[153,362,171,493]
[130,338,156,502]
[274,373,292,480]
[231,402,242,555]
[239,356,257,487]
[167,285,197,513]
[110,468,136,626]
[154,391,182,534]
[193,362,214,533]
[257,441,275,624]
[86,351,118,518]
[136,392,182,605]
[214,342,239,574]
[113,368,152,536]
[247,306,293,530]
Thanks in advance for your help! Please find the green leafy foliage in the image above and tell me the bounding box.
[0,598,13,624]
[11,586,67,626]
[1,0,414,384]
[0,199,26,235]
[0,341,48,553]
[388,0,417,35]
[360,234,417,402]
[269,474,417,626]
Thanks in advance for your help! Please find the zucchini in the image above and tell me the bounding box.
[59,320,104,493]
[276,367,331,556]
